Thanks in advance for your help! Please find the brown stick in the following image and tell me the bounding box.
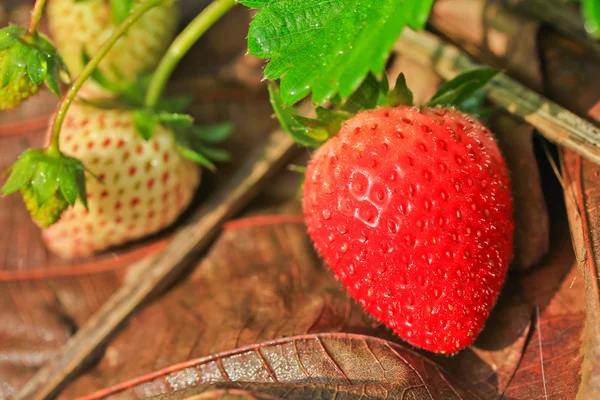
[16,130,298,400]
[395,29,600,165]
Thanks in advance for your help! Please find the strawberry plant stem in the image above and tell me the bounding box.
[48,0,166,156]
[144,0,236,108]
[27,0,48,35]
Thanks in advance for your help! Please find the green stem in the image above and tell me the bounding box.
[144,0,236,108]
[48,0,166,154]
[27,0,48,35]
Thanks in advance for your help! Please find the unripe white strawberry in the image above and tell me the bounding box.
[42,103,200,258]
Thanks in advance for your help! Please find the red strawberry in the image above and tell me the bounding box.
[303,106,513,354]
[42,103,201,259]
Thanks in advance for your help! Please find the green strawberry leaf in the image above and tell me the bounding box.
[110,0,136,24]
[387,73,414,107]
[132,109,157,140]
[428,68,499,107]
[268,83,322,148]
[242,0,435,105]
[1,150,40,195]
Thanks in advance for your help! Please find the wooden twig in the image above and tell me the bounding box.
[16,130,298,400]
[503,0,600,57]
[395,29,600,165]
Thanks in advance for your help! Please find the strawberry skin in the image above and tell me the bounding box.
[303,106,514,354]
[47,0,178,84]
[42,104,200,259]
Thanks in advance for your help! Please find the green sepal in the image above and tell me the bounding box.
[2,149,90,226]
[32,160,60,205]
[27,50,47,86]
[0,26,21,50]
[176,145,217,172]
[341,73,389,113]
[387,73,414,107]
[294,107,352,140]
[270,68,500,150]
[132,109,158,140]
[110,0,136,24]
[427,68,499,108]
[1,44,27,87]
[192,123,233,144]
[173,121,234,172]
[0,26,68,100]
[268,83,322,148]
[1,149,41,195]
[81,49,121,93]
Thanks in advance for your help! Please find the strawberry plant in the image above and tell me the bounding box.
[2,0,597,383]
[2,0,235,257]
[1,0,509,353]
[237,1,514,354]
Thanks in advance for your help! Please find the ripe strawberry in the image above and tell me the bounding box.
[303,106,513,354]
[41,103,200,259]
[47,0,178,85]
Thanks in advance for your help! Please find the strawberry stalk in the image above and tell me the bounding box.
[27,0,48,35]
[144,0,236,108]
[48,0,169,156]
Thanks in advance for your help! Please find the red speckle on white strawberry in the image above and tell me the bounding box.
[303,106,514,354]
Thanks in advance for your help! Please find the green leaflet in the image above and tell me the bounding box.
[582,0,600,37]
[242,0,435,105]
[427,68,499,109]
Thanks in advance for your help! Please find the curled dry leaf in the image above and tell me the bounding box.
[81,333,477,400]
[542,30,600,400]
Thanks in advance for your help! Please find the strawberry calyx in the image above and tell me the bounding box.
[0,24,69,108]
[270,68,499,148]
[78,67,234,171]
[1,148,88,227]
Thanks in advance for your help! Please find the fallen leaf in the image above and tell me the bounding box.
[542,29,600,400]
[77,333,479,400]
